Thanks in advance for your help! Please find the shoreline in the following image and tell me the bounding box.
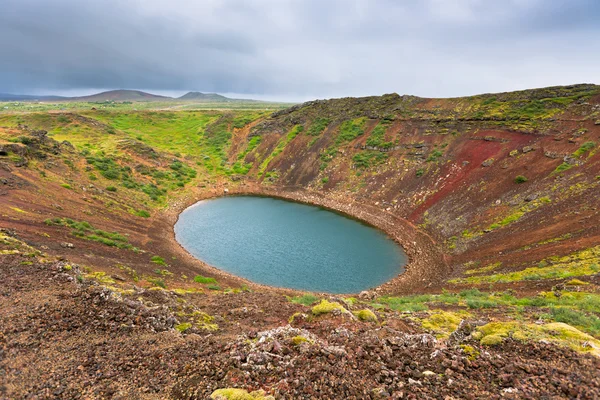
[160,182,450,296]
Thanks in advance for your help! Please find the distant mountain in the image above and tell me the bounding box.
[0,89,267,103]
[73,90,170,102]
[178,92,236,102]
[0,93,67,101]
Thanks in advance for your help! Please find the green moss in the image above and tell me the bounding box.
[573,141,596,157]
[466,262,502,275]
[61,183,72,189]
[480,334,504,346]
[288,294,319,306]
[306,118,331,136]
[355,309,378,322]
[336,117,366,145]
[311,299,347,316]
[460,344,480,360]
[194,275,217,284]
[486,197,551,231]
[210,388,274,400]
[44,217,134,249]
[451,246,600,284]
[175,322,192,333]
[421,310,469,338]
[151,255,166,266]
[566,279,589,286]
[291,335,310,345]
[514,175,528,184]
[476,321,600,356]
[147,277,166,288]
[352,151,388,169]
[84,271,115,285]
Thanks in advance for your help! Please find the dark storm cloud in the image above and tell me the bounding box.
[1,0,599,100]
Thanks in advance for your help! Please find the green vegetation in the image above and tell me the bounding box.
[355,309,378,322]
[352,151,388,169]
[44,218,134,249]
[474,321,600,356]
[106,185,117,192]
[289,294,320,306]
[134,210,150,218]
[466,262,502,275]
[573,141,596,157]
[365,122,393,149]
[194,275,217,284]
[450,246,600,284]
[175,322,192,333]
[150,255,167,266]
[375,288,600,338]
[336,117,366,145]
[307,118,331,136]
[237,135,262,162]
[554,162,573,173]
[311,299,348,316]
[486,197,551,231]
[553,142,596,174]
[422,310,469,338]
[143,276,165,288]
[514,175,528,184]
[258,124,303,175]
[60,183,72,189]
[426,149,443,162]
[210,388,275,400]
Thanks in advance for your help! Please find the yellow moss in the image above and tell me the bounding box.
[0,249,20,255]
[175,322,192,333]
[566,279,589,286]
[421,311,470,338]
[460,344,480,360]
[355,309,378,322]
[311,299,347,316]
[85,271,115,285]
[481,334,504,346]
[211,388,274,400]
[466,262,502,275]
[476,321,600,356]
[172,288,204,295]
[9,207,27,213]
[291,335,310,345]
[451,245,600,284]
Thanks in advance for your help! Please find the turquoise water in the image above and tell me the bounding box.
[174,196,407,293]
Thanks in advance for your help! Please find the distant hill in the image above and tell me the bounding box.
[178,92,233,102]
[0,89,272,104]
[73,90,170,102]
[0,93,66,101]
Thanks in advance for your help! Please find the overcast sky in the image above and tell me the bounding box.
[1,0,598,101]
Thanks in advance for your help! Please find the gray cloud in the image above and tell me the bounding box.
[1,0,599,100]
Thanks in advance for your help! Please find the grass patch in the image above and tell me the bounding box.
[307,118,331,136]
[151,255,167,266]
[44,218,134,249]
[289,294,320,306]
[194,275,217,284]
[514,175,528,184]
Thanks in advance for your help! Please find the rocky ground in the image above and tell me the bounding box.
[1,253,599,399]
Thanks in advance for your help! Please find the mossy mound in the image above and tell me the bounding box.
[421,311,470,338]
[311,299,348,316]
[476,321,600,356]
[355,309,378,322]
[210,388,275,400]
